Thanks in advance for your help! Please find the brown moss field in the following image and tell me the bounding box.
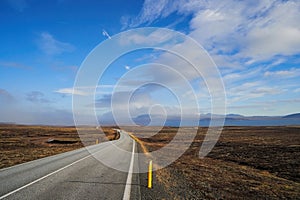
[0,124,118,169]
[128,126,300,199]
[1,124,299,198]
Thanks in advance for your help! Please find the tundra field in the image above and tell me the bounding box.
[0,125,299,199]
[127,126,300,199]
[0,124,118,169]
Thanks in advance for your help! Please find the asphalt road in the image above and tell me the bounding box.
[0,130,140,200]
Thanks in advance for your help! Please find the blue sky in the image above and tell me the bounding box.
[0,0,300,125]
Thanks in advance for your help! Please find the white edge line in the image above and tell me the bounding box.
[0,147,87,172]
[0,154,92,199]
[1,129,122,172]
[123,139,135,200]
[0,142,104,172]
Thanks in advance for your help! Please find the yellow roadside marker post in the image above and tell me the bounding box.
[96,139,99,144]
[148,160,153,188]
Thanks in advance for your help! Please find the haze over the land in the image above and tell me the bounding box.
[1,0,300,125]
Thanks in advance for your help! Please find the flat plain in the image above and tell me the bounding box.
[1,125,299,199]
[0,124,118,169]
[128,126,300,199]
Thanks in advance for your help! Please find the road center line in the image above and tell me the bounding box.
[0,154,92,199]
[123,139,136,200]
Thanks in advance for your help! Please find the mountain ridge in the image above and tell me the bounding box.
[133,113,300,126]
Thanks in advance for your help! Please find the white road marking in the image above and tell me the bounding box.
[0,154,92,199]
[0,131,133,199]
[0,143,106,172]
[0,147,86,172]
[123,139,136,200]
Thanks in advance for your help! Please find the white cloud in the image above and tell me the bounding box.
[55,85,117,96]
[38,32,75,55]
[116,0,300,117]
[95,90,157,125]
[125,65,130,70]
[128,0,300,63]
[239,1,300,60]
[55,88,89,96]
[125,0,170,27]
[189,1,300,62]
[228,81,283,103]
[0,61,32,70]
[294,88,300,93]
[102,29,111,39]
[96,88,201,125]
[264,68,300,78]
[119,29,175,46]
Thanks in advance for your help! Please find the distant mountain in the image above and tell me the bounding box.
[133,114,151,126]
[283,113,300,118]
[132,113,300,127]
[200,113,227,119]
[226,114,245,118]
[200,113,245,120]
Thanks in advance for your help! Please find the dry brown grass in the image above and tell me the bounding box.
[130,126,300,199]
[0,124,119,169]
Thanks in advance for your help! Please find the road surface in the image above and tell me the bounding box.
[0,130,140,200]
